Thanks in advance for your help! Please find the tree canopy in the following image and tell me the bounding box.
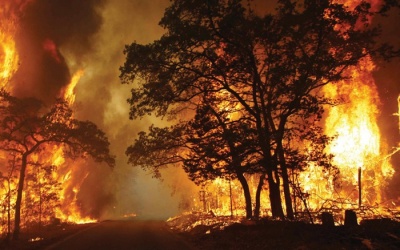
[121,0,399,219]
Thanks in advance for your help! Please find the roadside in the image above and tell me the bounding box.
[0,223,96,250]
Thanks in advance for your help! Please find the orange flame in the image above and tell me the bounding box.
[0,1,95,231]
[296,0,396,220]
[0,5,18,89]
[322,56,394,207]
[64,70,84,105]
[202,0,397,221]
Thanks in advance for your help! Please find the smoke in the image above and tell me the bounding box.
[71,0,195,220]
[11,0,105,103]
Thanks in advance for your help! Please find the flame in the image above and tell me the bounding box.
[0,1,94,233]
[296,0,396,221]
[0,4,19,89]
[197,0,398,222]
[64,70,84,105]
[316,55,393,208]
[324,56,380,171]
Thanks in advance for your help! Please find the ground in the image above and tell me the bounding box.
[1,215,400,249]
[0,223,94,250]
[170,214,400,249]
[179,219,400,249]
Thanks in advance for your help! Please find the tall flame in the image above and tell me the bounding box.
[191,0,398,221]
[0,3,19,89]
[64,70,84,105]
[324,56,380,172]
[297,0,395,217]
[0,1,96,234]
[322,56,394,206]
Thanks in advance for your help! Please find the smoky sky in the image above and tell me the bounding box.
[12,0,106,103]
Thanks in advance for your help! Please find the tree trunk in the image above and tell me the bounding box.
[266,168,285,218]
[275,130,294,219]
[236,173,253,219]
[254,174,265,219]
[277,142,294,219]
[280,164,294,219]
[12,153,28,241]
[7,180,11,241]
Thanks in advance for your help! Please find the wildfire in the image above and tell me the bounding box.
[295,0,396,221]
[0,0,96,236]
[64,70,84,105]
[299,55,395,212]
[197,0,398,223]
[0,4,19,89]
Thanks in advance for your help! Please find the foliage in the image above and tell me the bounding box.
[121,0,398,218]
[0,89,115,167]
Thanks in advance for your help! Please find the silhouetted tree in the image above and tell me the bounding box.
[121,0,398,219]
[185,101,260,218]
[0,90,115,241]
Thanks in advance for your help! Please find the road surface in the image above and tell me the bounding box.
[45,220,194,250]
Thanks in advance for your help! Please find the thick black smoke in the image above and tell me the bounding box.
[12,0,105,103]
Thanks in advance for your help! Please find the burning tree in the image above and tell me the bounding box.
[127,94,261,218]
[121,0,399,219]
[0,90,115,240]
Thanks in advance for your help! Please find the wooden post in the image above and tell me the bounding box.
[229,179,233,218]
[344,210,358,226]
[358,167,362,208]
[321,212,335,226]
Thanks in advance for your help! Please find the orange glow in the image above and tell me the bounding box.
[298,55,395,212]
[200,0,398,222]
[0,1,94,230]
[0,7,18,89]
[295,0,396,220]
[64,70,84,105]
[397,95,400,134]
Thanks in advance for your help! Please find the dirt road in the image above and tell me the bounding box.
[44,220,194,250]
